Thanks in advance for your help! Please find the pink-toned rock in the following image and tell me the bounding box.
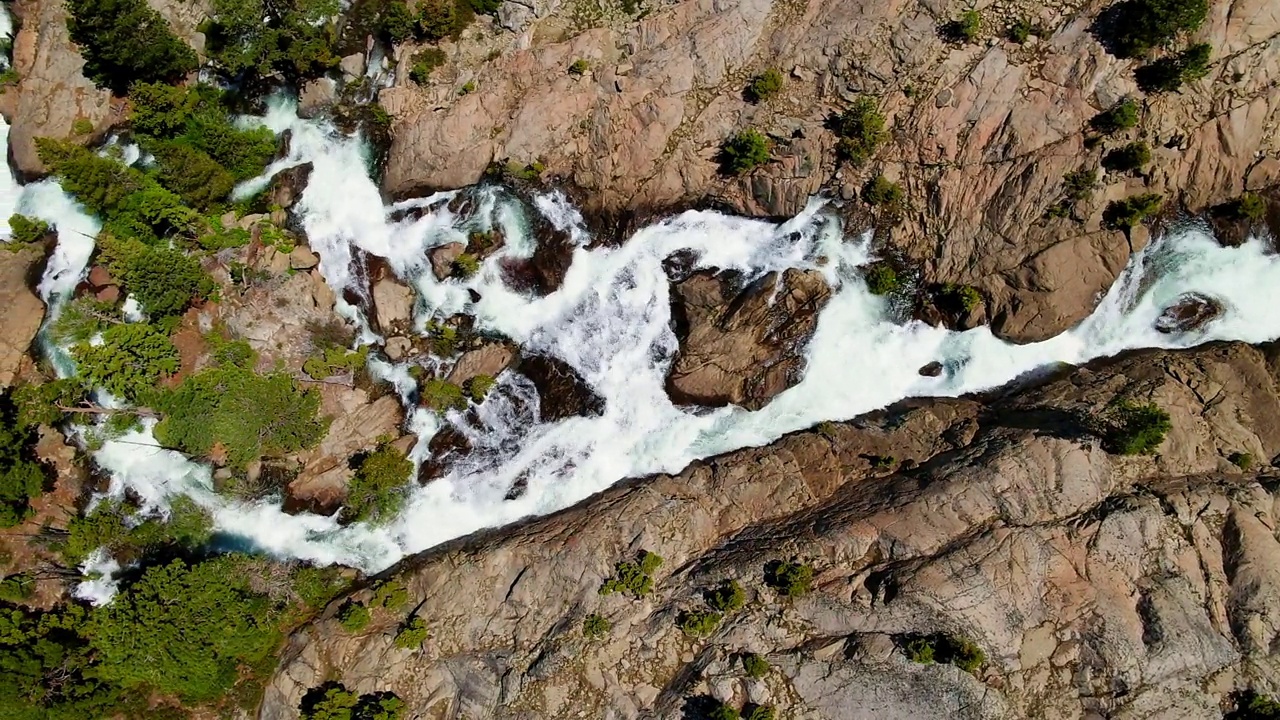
[94,285,121,304]
[446,341,518,386]
[86,265,114,288]
[0,247,45,388]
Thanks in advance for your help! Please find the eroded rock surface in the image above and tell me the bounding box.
[264,341,1280,719]
[0,246,45,388]
[667,268,830,410]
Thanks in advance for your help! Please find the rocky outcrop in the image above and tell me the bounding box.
[264,341,1280,719]
[0,246,45,388]
[1155,292,1223,333]
[371,277,414,334]
[666,268,831,409]
[445,341,518,387]
[380,0,1280,343]
[2,0,114,177]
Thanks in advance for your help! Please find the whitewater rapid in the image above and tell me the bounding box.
[19,96,1280,579]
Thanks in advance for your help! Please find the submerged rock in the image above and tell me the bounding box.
[1155,293,1223,334]
[918,361,943,377]
[666,268,831,410]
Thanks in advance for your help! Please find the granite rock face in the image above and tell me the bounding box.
[262,341,1280,719]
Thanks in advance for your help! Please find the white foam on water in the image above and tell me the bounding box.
[24,98,1280,575]
[73,548,122,606]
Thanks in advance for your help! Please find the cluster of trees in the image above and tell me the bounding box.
[66,0,197,91]
[0,394,49,528]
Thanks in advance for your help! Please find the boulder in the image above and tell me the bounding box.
[269,162,313,212]
[918,361,943,377]
[446,341,519,387]
[1155,293,1223,334]
[0,247,45,388]
[289,245,320,270]
[666,268,831,410]
[372,277,414,334]
[298,77,338,118]
[429,242,465,281]
[516,354,603,422]
[385,336,412,361]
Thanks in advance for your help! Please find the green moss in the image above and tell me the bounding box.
[467,374,496,401]
[345,445,413,524]
[452,252,480,278]
[371,579,409,610]
[905,637,935,663]
[939,283,981,314]
[421,378,467,412]
[1228,452,1255,471]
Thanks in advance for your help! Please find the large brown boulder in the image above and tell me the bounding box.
[378,0,1280,343]
[0,246,45,388]
[264,341,1280,720]
[666,268,830,410]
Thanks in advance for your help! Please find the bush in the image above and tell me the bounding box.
[1221,193,1267,223]
[371,579,409,610]
[745,707,776,720]
[1007,18,1032,43]
[121,246,215,317]
[467,374,496,401]
[338,601,371,632]
[88,556,283,701]
[300,682,357,719]
[765,560,813,597]
[709,702,741,720]
[582,613,610,638]
[421,378,467,412]
[381,0,417,42]
[600,550,663,597]
[452,252,480,278]
[568,59,590,75]
[0,395,46,528]
[939,283,981,314]
[678,609,723,638]
[409,48,447,84]
[37,139,142,217]
[65,0,197,91]
[742,652,769,678]
[0,573,34,602]
[863,175,904,207]
[864,263,901,296]
[394,616,429,648]
[62,497,213,564]
[1108,0,1209,58]
[1102,399,1171,455]
[1230,692,1280,720]
[905,637,935,663]
[1229,452,1256,470]
[1090,98,1140,135]
[8,214,49,244]
[745,68,784,103]
[151,365,329,468]
[344,445,413,524]
[1102,141,1151,173]
[72,323,179,402]
[939,636,985,673]
[1136,42,1212,91]
[706,580,745,613]
[0,603,125,718]
[148,141,238,210]
[949,9,981,42]
[1104,193,1163,229]
[832,97,888,165]
[204,0,341,86]
[1063,168,1099,203]
[129,81,200,138]
[719,129,771,175]
[416,0,474,41]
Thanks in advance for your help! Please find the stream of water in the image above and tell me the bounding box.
[11,95,1280,598]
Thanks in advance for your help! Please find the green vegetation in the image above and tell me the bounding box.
[416,0,477,42]
[1100,399,1171,455]
[600,550,663,597]
[203,0,343,86]
[304,345,369,379]
[1007,18,1033,43]
[706,580,746,613]
[371,579,409,610]
[862,175,904,207]
[745,68,784,103]
[709,701,741,720]
[905,636,935,663]
[1229,452,1256,471]
[72,118,95,135]
[1104,193,1163,229]
[938,283,981,314]
[467,374,496,401]
[8,214,50,244]
[338,601,372,632]
[742,652,769,678]
[452,252,480,278]
[152,363,328,468]
[1102,141,1152,173]
[1135,42,1212,93]
[869,454,896,470]
[949,9,981,43]
[62,496,212,565]
[409,48,447,84]
[1228,691,1280,720]
[568,59,591,75]
[902,635,985,673]
[582,613,610,638]
[678,609,723,638]
[864,263,902,296]
[121,244,216,316]
[344,445,413,524]
[300,683,406,720]
[746,707,777,720]
[0,394,47,528]
[0,573,34,602]
[1218,192,1268,223]
[89,556,283,701]
[72,323,179,402]
[394,616,429,648]
[765,560,813,597]
[460,80,477,95]
[421,378,467,412]
[1090,98,1140,135]
[1063,168,1099,204]
[65,0,197,91]
[719,129,771,175]
[832,97,889,165]
[1107,0,1209,58]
